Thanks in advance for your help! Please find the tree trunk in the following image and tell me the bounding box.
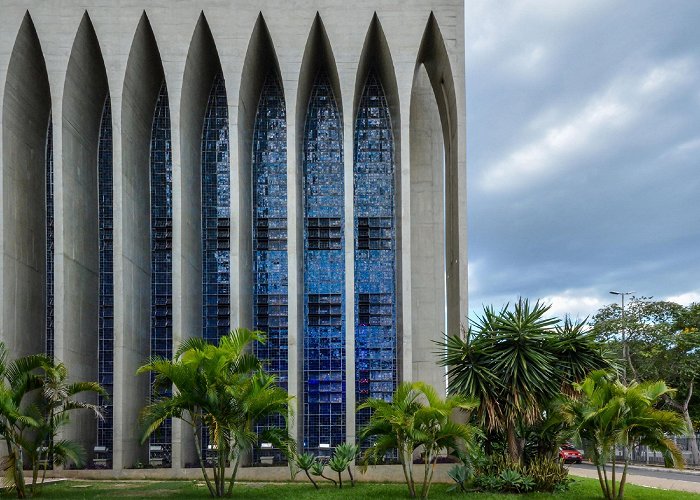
[617,451,630,500]
[611,454,617,500]
[399,448,413,498]
[506,424,520,463]
[192,421,215,497]
[683,409,700,466]
[664,380,699,466]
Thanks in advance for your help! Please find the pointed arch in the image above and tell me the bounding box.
[240,13,288,464]
[120,11,166,467]
[297,13,346,455]
[181,12,228,466]
[352,13,400,442]
[239,13,285,339]
[61,11,110,463]
[1,12,51,359]
[409,13,460,393]
[183,12,227,344]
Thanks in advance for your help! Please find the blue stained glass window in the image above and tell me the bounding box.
[201,72,230,345]
[353,71,397,442]
[303,71,345,454]
[200,72,230,463]
[97,96,114,465]
[149,81,172,466]
[252,73,288,464]
[45,118,54,358]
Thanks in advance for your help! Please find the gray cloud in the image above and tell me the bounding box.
[466,1,700,318]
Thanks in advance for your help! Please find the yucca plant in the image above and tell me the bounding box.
[334,443,358,486]
[294,452,318,489]
[438,298,613,463]
[327,454,349,488]
[310,458,336,486]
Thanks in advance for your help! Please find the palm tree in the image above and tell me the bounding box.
[562,370,687,500]
[138,328,293,498]
[0,344,47,498]
[439,298,612,462]
[0,343,105,498]
[358,381,478,499]
[30,361,105,491]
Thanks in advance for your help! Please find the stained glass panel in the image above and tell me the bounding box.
[303,72,345,455]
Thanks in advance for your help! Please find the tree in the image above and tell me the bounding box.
[0,343,105,498]
[440,298,612,463]
[562,370,686,500]
[358,381,478,499]
[591,298,700,465]
[138,328,294,497]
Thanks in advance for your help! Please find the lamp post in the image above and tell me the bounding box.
[610,290,635,384]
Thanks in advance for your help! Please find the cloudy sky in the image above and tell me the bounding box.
[465,0,700,320]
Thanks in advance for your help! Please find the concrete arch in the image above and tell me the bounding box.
[118,11,165,469]
[238,13,284,336]
[1,12,51,359]
[60,10,110,460]
[294,13,343,447]
[353,11,403,371]
[177,13,225,466]
[296,13,342,147]
[409,13,460,393]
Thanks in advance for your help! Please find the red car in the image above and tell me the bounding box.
[559,445,583,464]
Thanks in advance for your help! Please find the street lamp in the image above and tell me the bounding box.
[610,290,635,384]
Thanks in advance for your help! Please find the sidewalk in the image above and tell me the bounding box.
[569,464,700,494]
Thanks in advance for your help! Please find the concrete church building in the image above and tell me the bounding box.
[0,0,466,473]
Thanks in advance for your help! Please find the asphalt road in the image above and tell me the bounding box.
[569,463,700,494]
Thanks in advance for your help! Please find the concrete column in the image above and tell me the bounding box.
[341,81,355,446]
[114,13,164,469]
[57,13,109,460]
[0,13,51,360]
[409,64,446,394]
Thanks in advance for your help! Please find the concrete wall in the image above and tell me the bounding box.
[409,64,446,393]
[116,13,164,469]
[1,13,51,361]
[176,12,222,469]
[0,0,466,472]
[58,13,109,458]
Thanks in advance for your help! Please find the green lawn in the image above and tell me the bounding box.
[2,477,698,499]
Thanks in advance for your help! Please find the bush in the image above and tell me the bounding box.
[525,456,571,492]
[466,452,570,493]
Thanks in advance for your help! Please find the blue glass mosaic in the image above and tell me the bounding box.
[303,71,345,455]
[97,96,114,464]
[251,73,288,464]
[200,72,230,463]
[201,72,230,345]
[149,81,172,465]
[45,118,54,358]
[353,71,397,440]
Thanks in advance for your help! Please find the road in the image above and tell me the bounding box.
[569,463,700,494]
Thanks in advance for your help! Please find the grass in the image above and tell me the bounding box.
[1,477,698,499]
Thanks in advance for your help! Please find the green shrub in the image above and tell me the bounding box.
[447,464,473,493]
[525,456,570,492]
[469,452,569,493]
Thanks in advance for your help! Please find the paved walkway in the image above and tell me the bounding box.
[569,463,700,494]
